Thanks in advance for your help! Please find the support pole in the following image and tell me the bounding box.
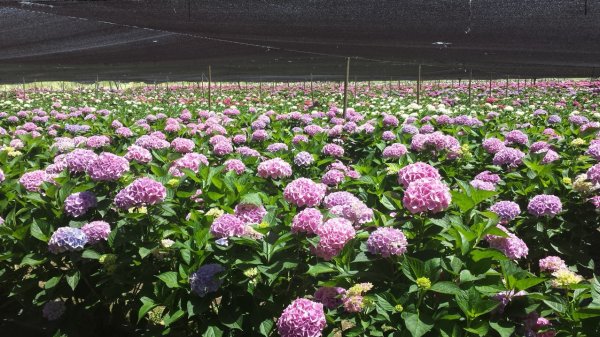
[310,73,314,102]
[505,75,509,99]
[208,65,212,112]
[342,57,350,115]
[489,73,492,97]
[468,69,473,105]
[417,64,422,104]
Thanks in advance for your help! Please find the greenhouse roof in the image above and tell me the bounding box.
[1,0,600,82]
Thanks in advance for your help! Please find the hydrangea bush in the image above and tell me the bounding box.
[0,81,600,337]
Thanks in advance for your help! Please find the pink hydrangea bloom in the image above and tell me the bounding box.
[284,178,327,207]
[402,178,451,214]
[277,298,326,337]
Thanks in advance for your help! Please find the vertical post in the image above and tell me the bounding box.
[468,69,472,105]
[201,75,204,95]
[310,73,314,102]
[259,78,262,100]
[95,74,99,94]
[417,64,421,104]
[22,77,25,95]
[208,65,212,111]
[505,75,509,98]
[489,73,492,97]
[342,57,350,115]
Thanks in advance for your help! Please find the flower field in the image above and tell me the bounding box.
[1,80,600,337]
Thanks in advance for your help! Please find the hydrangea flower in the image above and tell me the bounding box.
[402,178,451,214]
[294,151,314,166]
[366,227,408,257]
[489,201,520,222]
[291,208,323,234]
[42,300,66,321]
[64,191,97,217]
[210,214,246,238]
[234,203,266,224]
[527,194,562,217]
[257,158,293,179]
[314,218,356,260]
[539,256,567,273]
[284,178,327,207]
[114,177,167,209]
[277,299,326,337]
[223,159,246,174]
[397,162,441,188]
[48,227,88,254]
[484,225,528,259]
[189,264,224,297]
[322,143,344,158]
[81,221,111,244]
[66,149,98,173]
[382,143,408,159]
[87,152,130,181]
[19,170,55,192]
[492,147,525,167]
[314,286,346,309]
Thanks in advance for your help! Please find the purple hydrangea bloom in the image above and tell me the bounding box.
[257,158,293,179]
[189,264,224,297]
[277,298,326,337]
[86,152,130,181]
[114,177,167,209]
[366,227,408,257]
[314,218,355,260]
[314,287,346,309]
[234,203,267,224]
[492,147,525,167]
[81,221,111,244]
[485,225,528,259]
[64,191,97,217]
[490,201,521,222]
[403,178,451,214]
[210,214,246,238]
[42,300,66,321]
[284,178,327,207]
[294,151,314,167]
[527,195,562,217]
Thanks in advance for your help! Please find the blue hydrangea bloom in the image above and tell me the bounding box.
[48,227,88,254]
[189,264,224,297]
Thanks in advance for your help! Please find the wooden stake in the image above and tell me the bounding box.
[342,57,350,115]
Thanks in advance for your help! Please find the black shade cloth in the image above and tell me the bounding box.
[1,0,599,83]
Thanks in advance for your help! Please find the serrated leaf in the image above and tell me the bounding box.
[401,311,434,337]
[137,297,156,323]
[259,319,274,336]
[157,271,179,288]
[240,193,263,206]
[489,321,515,337]
[430,281,461,295]
[307,263,336,276]
[82,249,101,259]
[66,270,80,291]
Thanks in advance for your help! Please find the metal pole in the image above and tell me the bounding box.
[208,65,212,111]
[489,73,492,97]
[505,75,509,98]
[417,64,421,104]
[342,57,350,114]
[468,69,472,105]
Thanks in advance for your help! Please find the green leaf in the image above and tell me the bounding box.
[401,311,434,337]
[240,193,263,206]
[514,277,546,291]
[66,270,80,291]
[430,281,461,295]
[259,319,274,336]
[163,309,185,326]
[82,249,101,259]
[30,221,49,242]
[137,297,156,323]
[489,321,515,337]
[157,271,179,288]
[402,256,425,282]
[590,275,600,308]
[202,326,223,337]
[45,276,62,289]
[456,288,499,319]
[307,263,336,276]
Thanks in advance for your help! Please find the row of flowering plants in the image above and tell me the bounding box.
[0,81,600,337]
